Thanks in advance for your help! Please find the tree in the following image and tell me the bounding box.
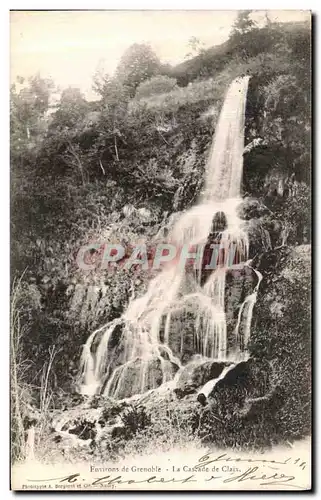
[115,43,161,97]
[10,75,54,171]
[185,37,206,60]
[229,11,258,61]
[49,87,89,131]
[92,75,131,162]
[40,88,91,184]
[264,11,272,28]
[10,75,53,141]
[232,10,256,36]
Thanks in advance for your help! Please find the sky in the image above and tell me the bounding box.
[10,10,310,101]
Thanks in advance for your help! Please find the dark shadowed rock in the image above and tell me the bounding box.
[209,357,272,399]
[197,393,207,406]
[68,420,96,440]
[174,357,232,398]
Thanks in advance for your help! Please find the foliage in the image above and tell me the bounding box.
[11,276,31,462]
[11,74,53,131]
[115,43,161,97]
[10,276,59,463]
[250,246,311,440]
[119,406,152,437]
[171,19,310,84]
[231,10,257,36]
[135,75,178,100]
[10,75,54,171]
[50,87,89,130]
[185,36,206,60]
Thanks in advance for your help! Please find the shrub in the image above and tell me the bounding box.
[135,75,178,100]
[120,405,152,436]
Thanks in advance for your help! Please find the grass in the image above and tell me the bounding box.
[129,52,291,116]
[21,399,204,465]
[132,78,224,111]
[10,275,58,463]
[11,275,30,462]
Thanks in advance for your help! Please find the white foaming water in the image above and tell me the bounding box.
[197,363,237,401]
[79,76,262,399]
[203,76,251,201]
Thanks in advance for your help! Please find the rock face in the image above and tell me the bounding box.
[225,265,256,351]
[216,245,310,444]
[163,264,257,365]
[45,243,311,454]
[196,356,287,449]
[209,357,272,402]
[59,244,309,454]
[193,245,310,449]
[103,358,177,400]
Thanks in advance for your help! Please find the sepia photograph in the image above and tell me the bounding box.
[10,9,311,491]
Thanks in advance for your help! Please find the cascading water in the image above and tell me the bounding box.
[203,76,252,201]
[79,75,262,399]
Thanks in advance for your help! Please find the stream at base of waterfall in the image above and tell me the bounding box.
[79,76,263,400]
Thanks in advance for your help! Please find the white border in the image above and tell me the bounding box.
[3,2,318,498]
[5,1,316,9]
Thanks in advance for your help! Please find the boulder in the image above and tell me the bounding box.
[174,357,232,398]
[209,357,272,400]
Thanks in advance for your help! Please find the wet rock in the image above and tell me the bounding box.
[197,393,207,406]
[225,264,256,351]
[174,357,232,398]
[91,395,127,414]
[52,391,88,410]
[104,357,175,400]
[160,263,258,365]
[209,357,272,399]
[203,357,274,427]
[165,309,198,363]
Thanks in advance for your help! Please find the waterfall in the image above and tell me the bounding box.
[234,261,263,357]
[204,76,251,201]
[197,363,237,403]
[79,76,262,399]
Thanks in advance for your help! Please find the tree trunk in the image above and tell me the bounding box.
[114,135,119,161]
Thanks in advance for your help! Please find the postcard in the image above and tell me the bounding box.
[10,9,311,491]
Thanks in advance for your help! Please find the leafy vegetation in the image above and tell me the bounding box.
[135,75,178,100]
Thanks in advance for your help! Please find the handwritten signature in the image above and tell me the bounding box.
[26,454,308,489]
